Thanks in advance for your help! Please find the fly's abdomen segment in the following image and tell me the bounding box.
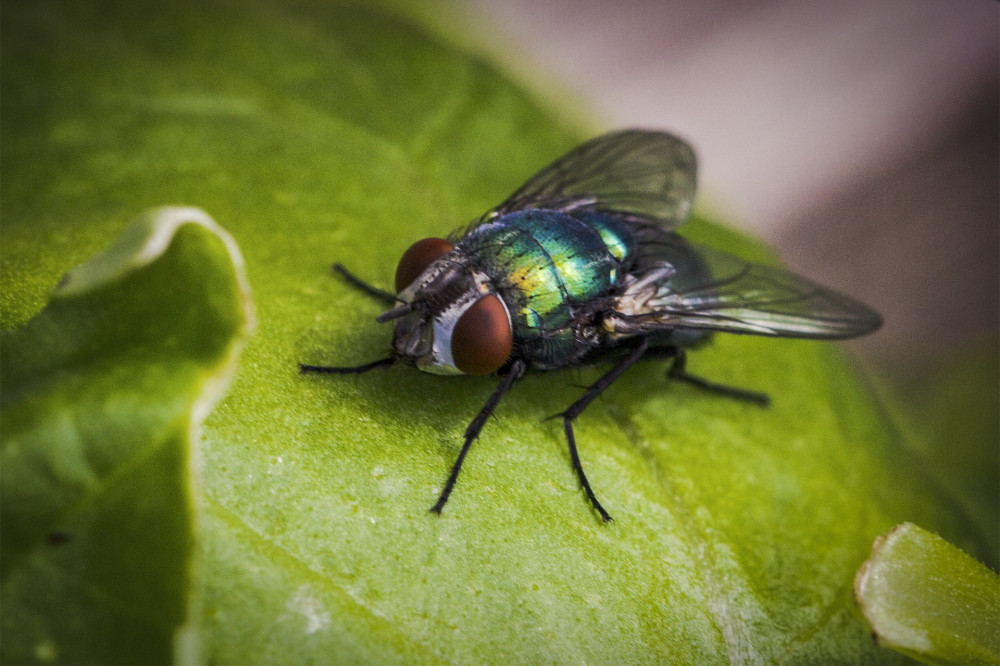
[457,210,635,368]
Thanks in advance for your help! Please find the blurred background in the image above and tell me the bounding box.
[459,0,997,375]
[458,0,998,542]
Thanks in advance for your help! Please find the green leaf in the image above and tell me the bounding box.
[1,1,991,662]
[878,342,1000,568]
[1,208,252,664]
[855,523,1000,664]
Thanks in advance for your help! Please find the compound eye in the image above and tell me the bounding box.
[452,294,513,375]
[395,237,454,292]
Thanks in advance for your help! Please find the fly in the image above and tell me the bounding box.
[300,129,882,522]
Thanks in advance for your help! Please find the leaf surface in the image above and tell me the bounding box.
[855,523,1000,665]
[1,1,989,663]
[1,208,251,664]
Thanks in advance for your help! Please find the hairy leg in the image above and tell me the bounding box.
[666,347,770,406]
[332,263,396,304]
[431,359,527,515]
[559,339,650,522]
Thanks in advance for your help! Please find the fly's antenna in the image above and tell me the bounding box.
[376,301,417,323]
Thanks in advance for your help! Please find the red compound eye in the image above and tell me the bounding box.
[394,237,454,292]
[452,294,513,375]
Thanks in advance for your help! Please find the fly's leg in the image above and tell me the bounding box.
[299,357,396,375]
[559,338,650,523]
[431,359,527,516]
[666,347,770,406]
[332,263,396,304]
[298,265,398,373]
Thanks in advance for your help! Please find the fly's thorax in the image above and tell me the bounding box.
[389,252,513,376]
[613,262,677,316]
[456,210,635,369]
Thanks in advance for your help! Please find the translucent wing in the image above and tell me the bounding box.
[611,234,882,340]
[481,129,698,229]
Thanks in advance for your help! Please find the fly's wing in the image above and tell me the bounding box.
[612,236,882,340]
[479,129,697,229]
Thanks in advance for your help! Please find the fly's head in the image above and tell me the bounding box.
[380,238,513,376]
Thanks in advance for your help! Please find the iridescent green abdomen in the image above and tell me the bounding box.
[458,210,635,368]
